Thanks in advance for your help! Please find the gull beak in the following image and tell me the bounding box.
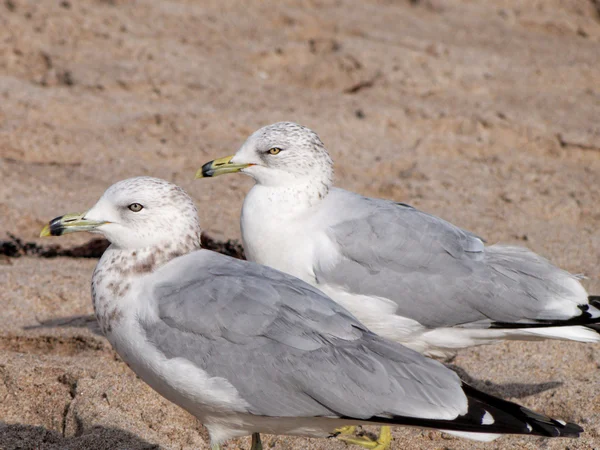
[40,212,107,237]
[195,155,253,178]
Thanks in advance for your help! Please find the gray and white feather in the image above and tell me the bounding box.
[46,177,581,448]
[217,122,600,358]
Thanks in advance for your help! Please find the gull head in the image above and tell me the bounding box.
[197,122,334,188]
[41,177,202,251]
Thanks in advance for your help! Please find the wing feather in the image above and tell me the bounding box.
[142,250,467,420]
[315,189,587,327]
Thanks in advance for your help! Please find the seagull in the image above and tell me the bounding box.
[41,177,582,450]
[197,121,600,359]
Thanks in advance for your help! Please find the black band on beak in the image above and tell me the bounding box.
[48,215,67,236]
[201,160,217,178]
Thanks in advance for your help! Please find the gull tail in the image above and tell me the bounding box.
[456,384,582,437]
[585,296,600,333]
[359,383,582,441]
[588,296,600,315]
[487,296,600,343]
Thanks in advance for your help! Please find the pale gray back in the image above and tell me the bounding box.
[314,189,584,327]
[142,250,466,420]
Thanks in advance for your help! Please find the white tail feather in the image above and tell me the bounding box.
[513,325,600,343]
[440,430,501,441]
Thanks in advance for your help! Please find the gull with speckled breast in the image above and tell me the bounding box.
[41,177,582,450]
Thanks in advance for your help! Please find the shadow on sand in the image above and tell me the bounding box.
[0,422,161,450]
[447,364,562,399]
[23,314,103,336]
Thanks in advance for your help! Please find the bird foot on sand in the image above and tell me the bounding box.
[336,426,392,450]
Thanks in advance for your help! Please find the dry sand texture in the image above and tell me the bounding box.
[1,0,600,449]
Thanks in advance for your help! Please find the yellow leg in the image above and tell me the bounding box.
[336,426,392,450]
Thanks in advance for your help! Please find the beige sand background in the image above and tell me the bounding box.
[1,0,600,448]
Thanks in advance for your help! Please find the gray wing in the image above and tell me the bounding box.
[315,190,587,328]
[142,250,466,420]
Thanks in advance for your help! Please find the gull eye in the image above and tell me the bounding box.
[128,203,144,212]
[268,147,281,155]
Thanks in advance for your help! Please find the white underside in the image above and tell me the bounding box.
[206,416,504,444]
[205,415,364,444]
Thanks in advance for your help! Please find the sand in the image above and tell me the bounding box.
[1,0,599,448]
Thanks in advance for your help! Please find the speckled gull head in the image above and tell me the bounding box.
[197,122,334,189]
[40,176,202,252]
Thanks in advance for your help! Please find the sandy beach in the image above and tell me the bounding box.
[1,0,599,448]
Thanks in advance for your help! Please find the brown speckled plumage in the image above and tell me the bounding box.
[92,231,200,335]
[89,177,202,337]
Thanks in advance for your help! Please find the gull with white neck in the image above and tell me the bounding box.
[197,122,600,359]
[41,177,582,450]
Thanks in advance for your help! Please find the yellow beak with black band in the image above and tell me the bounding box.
[39,212,108,237]
[195,155,253,178]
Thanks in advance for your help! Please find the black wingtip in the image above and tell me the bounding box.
[584,296,600,334]
[558,421,584,438]
[461,384,583,438]
[490,298,600,330]
[355,383,582,439]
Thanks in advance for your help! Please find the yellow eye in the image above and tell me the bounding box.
[128,203,144,212]
[268,148,281,155]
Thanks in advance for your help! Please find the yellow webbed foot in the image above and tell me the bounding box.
[336,426,392,450]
